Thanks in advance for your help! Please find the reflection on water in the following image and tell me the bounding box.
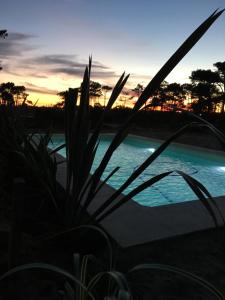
[50,135,225,207]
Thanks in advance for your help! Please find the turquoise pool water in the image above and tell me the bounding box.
[51,134,225,207]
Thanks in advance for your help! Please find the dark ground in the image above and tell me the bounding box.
[1,107,225,299]
[116,226,225,299]
[101,125,225,299]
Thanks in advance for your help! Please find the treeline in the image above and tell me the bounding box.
[131,62,225,114]
[53,60,225,115]
[0,82,30,106]
[3,105,224,134]
[0,61,225,115]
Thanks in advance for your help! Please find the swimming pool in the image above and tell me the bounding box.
[51,134,225,207]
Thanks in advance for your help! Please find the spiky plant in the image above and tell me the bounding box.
[1,10,225,271]
[0,250,224,300]
[49,10,225,230]
[0,105,59,267]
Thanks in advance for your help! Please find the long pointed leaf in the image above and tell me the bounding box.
[49,143,66,155]
[129,264,224,300]
[84,10,224,211]
[177,170,222,226]
[0,263,95,300]
[96,171,172,222]
[134,9,224,111]
[91,122,198,220]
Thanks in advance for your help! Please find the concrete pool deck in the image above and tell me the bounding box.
[56,153,225,248]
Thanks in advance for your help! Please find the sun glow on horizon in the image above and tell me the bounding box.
[27,92,59,106]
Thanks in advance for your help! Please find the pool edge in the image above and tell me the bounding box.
[55,152,225,248]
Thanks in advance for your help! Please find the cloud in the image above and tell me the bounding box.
[4,68,48,79]
[52,67,115,78]
[26,54,110,74]
[28,54,83,67]
[26,54,109,69]
[0,32,37,58]
[26,73,48,79]
[0,32,116,81]
[25,82,58,95]
[130,73,153,81]
[8,32,36,41]
[9,53,116,80]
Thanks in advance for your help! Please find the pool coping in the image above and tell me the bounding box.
[53,133,225,247]
[52,132,225,156]
[101,132,225,156]
[55,154,225,248]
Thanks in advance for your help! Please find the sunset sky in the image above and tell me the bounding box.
[0,0,225,106]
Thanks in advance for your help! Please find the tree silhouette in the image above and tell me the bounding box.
[102,85,112,107]
[149,81,168,110]
[57,88,78,108]
[165,82,184,109]
[0,82,15,105]
[132,84,145,107]
[181,83,194,109]
[13,85,26,105]
[54,100,64,108]
[190,69,219,84]
[213,61,225,113]
[89,81,102,107]
[79,80,102,106]
[0,82,27,106]
[132,83,144,98]
[181,83,193,95]
[121,90,131,107]
[150,96,164,110]
[57,90,67,100]
[190,69,219,113]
